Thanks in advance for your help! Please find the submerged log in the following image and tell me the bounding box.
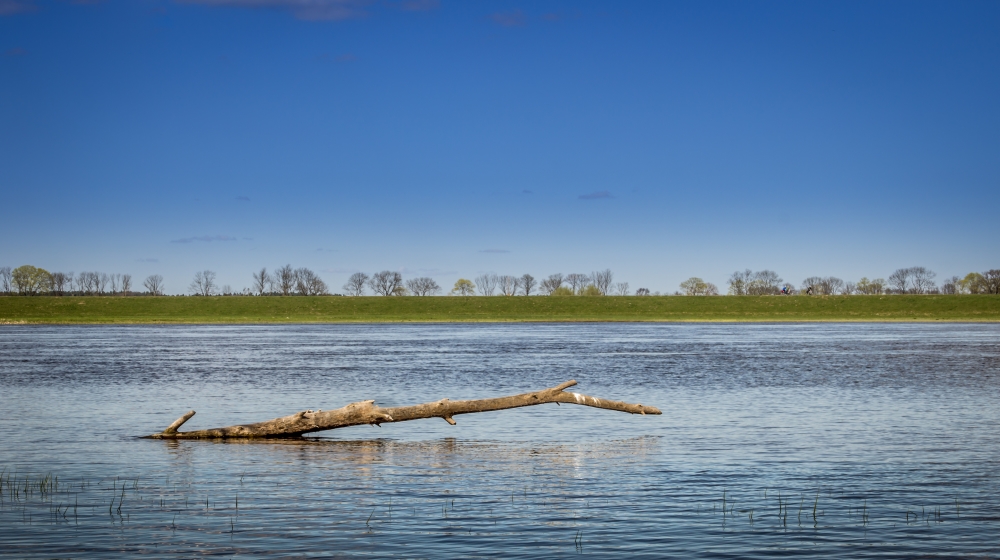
[145,380,660,439]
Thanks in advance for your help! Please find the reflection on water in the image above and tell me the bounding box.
[1,323,999,558]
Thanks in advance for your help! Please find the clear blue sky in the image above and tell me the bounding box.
[2,0,998,294]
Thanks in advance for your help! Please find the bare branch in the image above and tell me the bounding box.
[146,380,660,439]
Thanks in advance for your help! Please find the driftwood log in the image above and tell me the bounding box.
[145,380,660,439]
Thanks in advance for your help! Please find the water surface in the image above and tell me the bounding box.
[1,323,998,558]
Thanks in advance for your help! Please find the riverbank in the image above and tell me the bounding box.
[2,294,999,323]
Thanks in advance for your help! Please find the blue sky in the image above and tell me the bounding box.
[2,0,998,294]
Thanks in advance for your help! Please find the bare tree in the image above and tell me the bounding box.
[889,267,936,294]
[0,267,10,294]
[189,270,217,296]
[475,273,499,296]
[343,272,369,296]
[941,276,960,294]
[110,273,122,295]
[520,274,536,296]
[406,277,441,296]
[252,268,271,296]
[539,273,563,295]
[747,270,782,295]
[800,276,843,296]
[144,274,164,296]
[293,268,327,295]
[842,282,856,295]
[591,269,614,296]
[50,272,71,295]
[983,270,1000,294]
[121,274,132,295]
[221,285,234,296]
[565,273,589,294]
[499,275,520,296]
[910,267,936,294]
[611,281,630,296]
[272,265,295,295]
[635,287,650,296]
[727,269,752,295]
[368,270,403,296]
[96,273,109,295]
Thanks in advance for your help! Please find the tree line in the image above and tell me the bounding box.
[2,264,998,297]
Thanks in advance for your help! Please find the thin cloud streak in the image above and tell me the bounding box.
[174,0,374,21]
[579,191,612,200]
[0,0,36,15]
[170,235,238,243]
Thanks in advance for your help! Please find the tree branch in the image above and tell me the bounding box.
[145,380,660,439]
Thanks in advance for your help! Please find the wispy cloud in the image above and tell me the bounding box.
[336,53,356,62]
[579,190,612,200]
[0,0,36,16]
[489,9,525,27]
[175,0,374,21]
[137,258,160,263]
[522,189,532,194]
[236,195,250,201]
[478,249,510,254]
[170,235,238,243]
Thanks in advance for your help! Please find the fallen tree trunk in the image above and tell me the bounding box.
[145,380,660,439]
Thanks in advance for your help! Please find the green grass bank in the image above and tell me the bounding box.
[1,294,999,324]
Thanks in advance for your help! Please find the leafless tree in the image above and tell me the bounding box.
[941,276,960,294]
[293,268,328,295]
[727,269,752,295]
[0,267,11,294]
[143,274,164,296]
[801,276,843,296]
[842,282,856,295]
[368,270,403,296]
[189,270,217,296]
[910,267,936,294]
[121,274,132,295]
[96,273,109,295]
[252,268,271,296]
[406,277,441,296]
[635,287,650,296]
[539,273,563,295]
[272,265,295,295]
[520,274,536,296]
[499,275,520,296]
[77,272,98,295]
[564,273,588,294]
[888,267,936,294]
[983,270,1000,294]
[343,272,369,296]
[747,270,782,295]
[590,269,614,296]
[887,268,909,294]
[475,273,499,296]
[221,285,233,296]
[50,272,71,295]
[611,281,630,296]
[110,273,122,295]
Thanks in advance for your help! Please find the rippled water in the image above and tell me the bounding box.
[1,323,999,558]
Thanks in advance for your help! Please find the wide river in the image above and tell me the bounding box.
[1,323,998,558]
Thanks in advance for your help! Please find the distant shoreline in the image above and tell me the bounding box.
[2,295,998,324]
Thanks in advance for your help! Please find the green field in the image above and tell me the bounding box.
[1,294,999,323]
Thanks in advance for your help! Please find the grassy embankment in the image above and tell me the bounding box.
[1,294,999,323]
